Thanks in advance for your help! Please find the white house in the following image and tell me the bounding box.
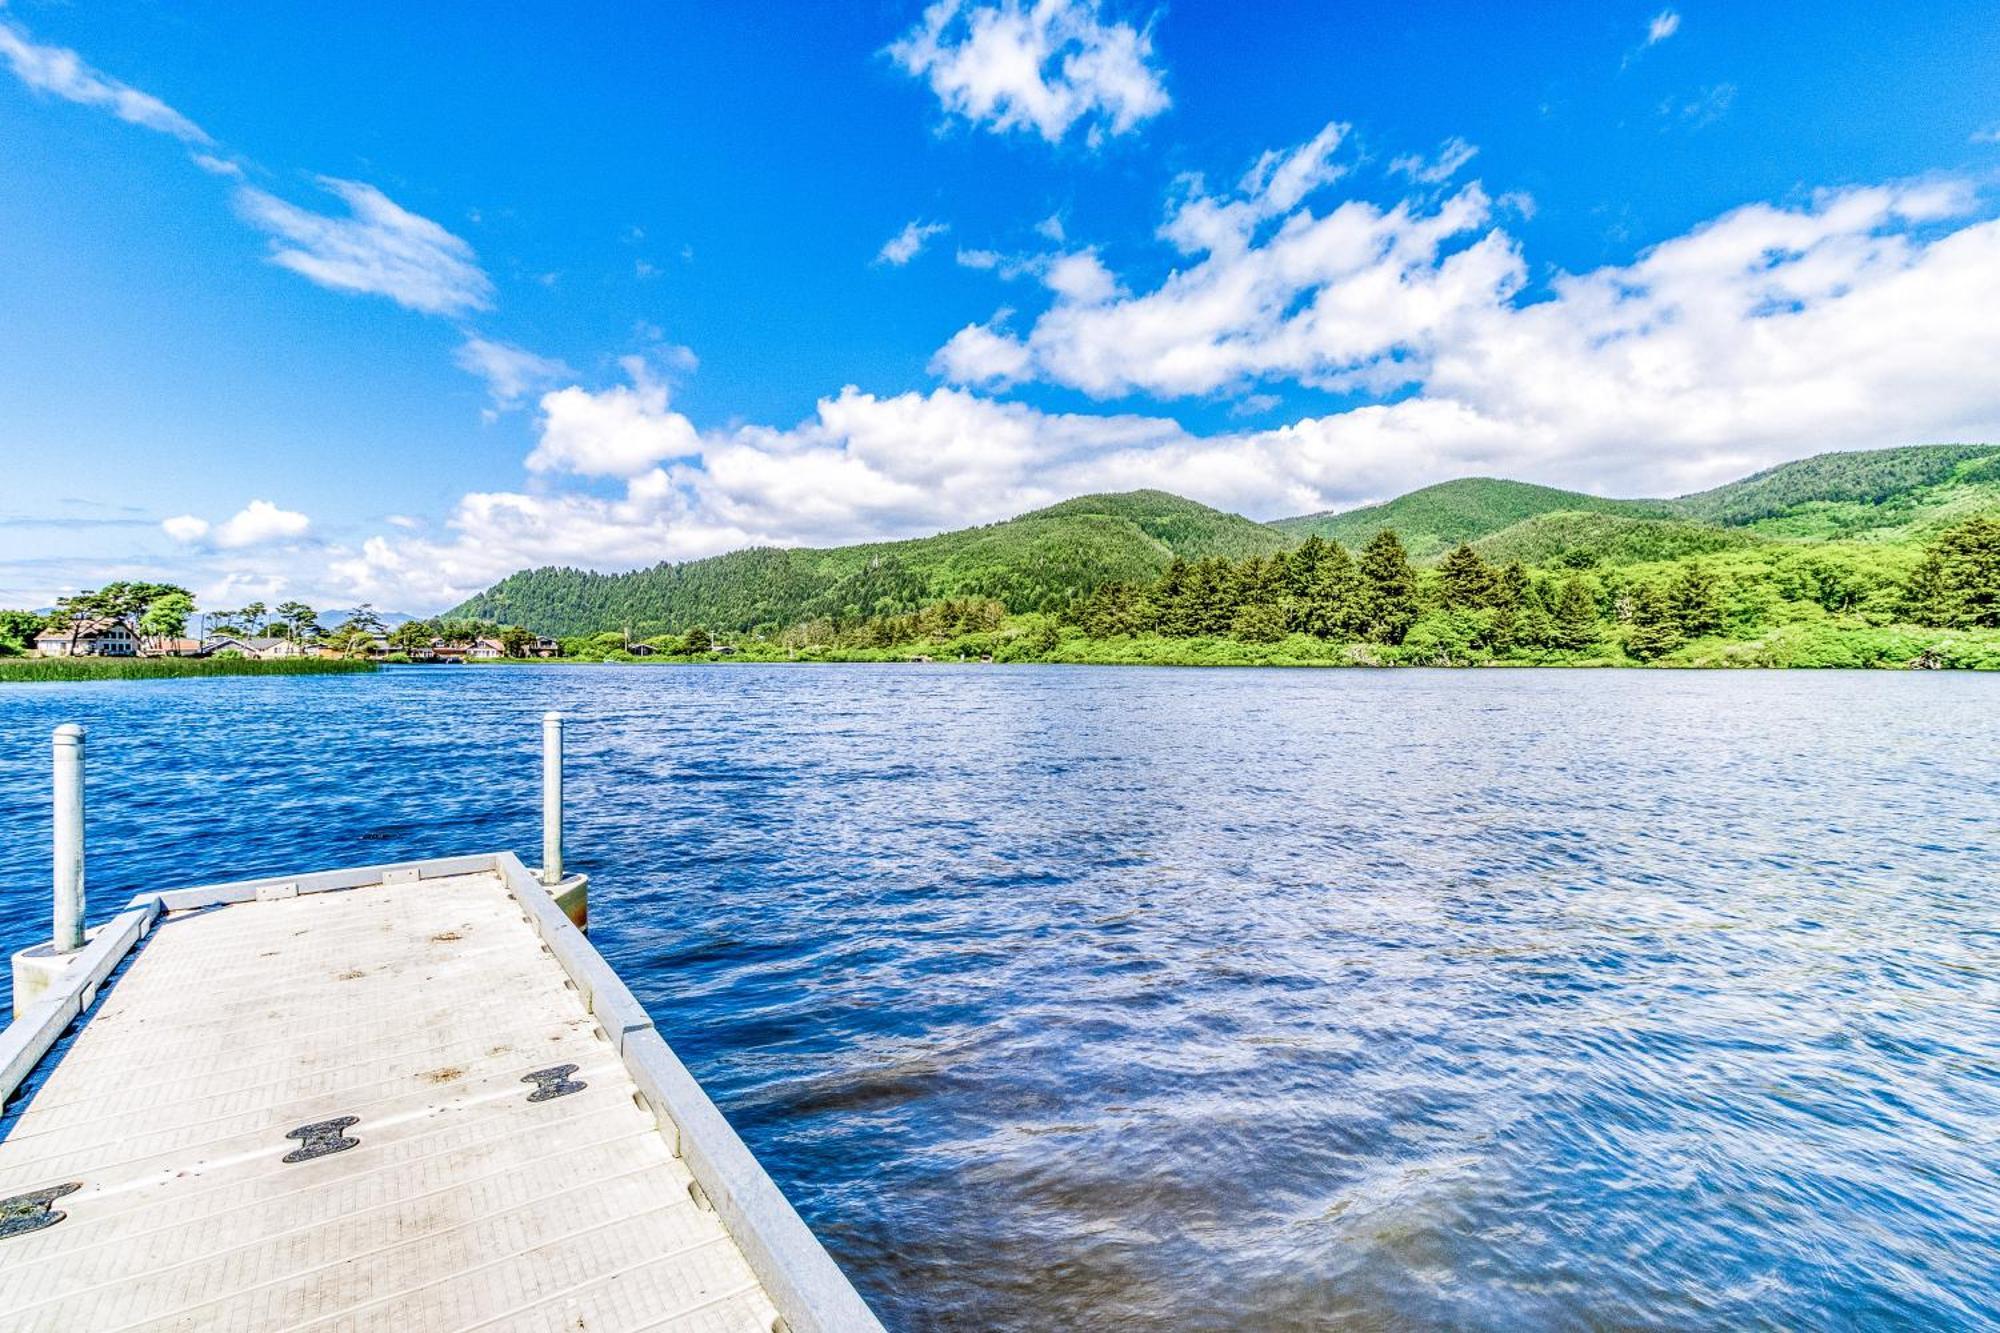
[466,637,506,661]
[35,618,139,657]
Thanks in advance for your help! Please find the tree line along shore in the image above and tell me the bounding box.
[571,512,2000,670]
[9,445,2000,676]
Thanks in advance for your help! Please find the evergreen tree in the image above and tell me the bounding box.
[1482,562,1529,651]
[1514,596,1556,650]
[1286,535,1330,601]
[1154,559,1196,636]
[1190,558,1239,636]
[1625,584,1683,660]
[1552,578,1601,652]
[1436,543,1494,610]
[1938,514,2000,627]
[1231,602,1289,643]
[1358,530,1420,644]
[1900,551,1954,626]
[1294,538,1361,638]
[1666,562,1723,637]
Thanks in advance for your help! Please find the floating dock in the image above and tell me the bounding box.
[0,722,882,1332]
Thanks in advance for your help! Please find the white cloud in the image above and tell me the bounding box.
[1389,136,1479,185]
[0,17,210,143]
[888,0,1168,145]
[935,122,1512,398]
[454,336,573,409]
[214,500,311,549]
[328,383,1196,608]
[1646,10,1682,45]
[1035,211,1067,242]
[235,177,493,316]
[1971,124,2000,145]
[526,357,702,479]
[162,500,311,550]
[191,152,244,178]
[876,219,950,266]
[933,315,1035,385]
[161,514,211,543]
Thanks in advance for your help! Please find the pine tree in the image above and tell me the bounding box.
[1358,530,1420,644]
[1939,514,2000,627]
[1436,543,1494,611]
[1231,602,1289,643]
[1552,578,1601,652]
[1154,559,1196,636]
[1625,584,1683,660]
[1291,538,1356,637]
[1900,551,1954,627]
[1514,597,1556,649]
[1286,535,1329,601]
[1666,562,1723,637]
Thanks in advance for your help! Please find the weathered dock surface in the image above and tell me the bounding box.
[0,853,882,1332]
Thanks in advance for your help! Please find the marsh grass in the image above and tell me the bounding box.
[0,657,378,682]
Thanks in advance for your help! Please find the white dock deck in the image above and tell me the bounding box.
[0,856,881,1333]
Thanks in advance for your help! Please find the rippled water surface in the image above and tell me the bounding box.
[2,666,1997,1329]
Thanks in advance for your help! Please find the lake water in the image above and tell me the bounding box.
[1,665,1996,1329]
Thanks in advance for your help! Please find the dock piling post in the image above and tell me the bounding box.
[52,724,85,955]
[541,711,563,887]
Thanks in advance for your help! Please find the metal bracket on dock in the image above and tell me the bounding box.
[0,1182,80,1239]
[282,1116,360,1163]
[523,1064,587,1102]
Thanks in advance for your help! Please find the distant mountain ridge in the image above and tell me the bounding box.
[451,444,2000,637]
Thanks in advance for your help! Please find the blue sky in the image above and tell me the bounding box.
[3,0,1998,613]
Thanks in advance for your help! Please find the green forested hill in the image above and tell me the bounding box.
[1273,478,1671,558]
[452,490,1289,636]
[453,444,2000,640]
[1670,444,2000,535]
[1470,512,1765,567]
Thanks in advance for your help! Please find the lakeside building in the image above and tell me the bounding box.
[467,637,506,660]
[201,635,308,661]
[33,617,138,657]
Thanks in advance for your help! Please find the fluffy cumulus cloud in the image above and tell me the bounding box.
[526,357,702,479]
[162,500,311,550]
[0,17,210,143]
[877,219,950,266]
[935,120,1525,398]
[931,126,2000,512]
[888,0,1168,145]
[235,178,493,316]
[326,382,1202,607]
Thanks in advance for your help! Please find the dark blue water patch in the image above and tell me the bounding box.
[2,665,1999,1330]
